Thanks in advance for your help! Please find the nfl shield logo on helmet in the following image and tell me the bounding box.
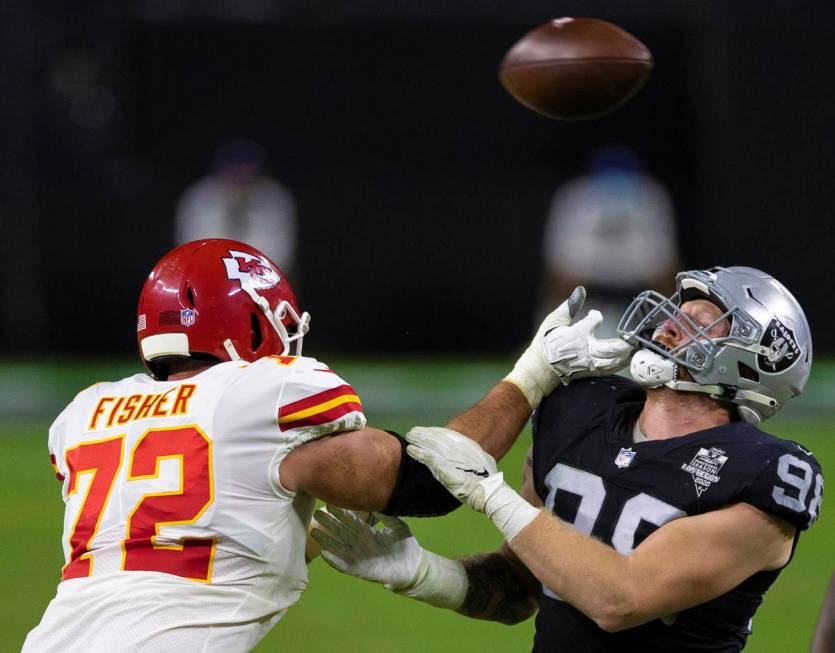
[180,308,197,327]
[615,447,636,469]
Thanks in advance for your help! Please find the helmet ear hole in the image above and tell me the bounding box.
[738,361,760,383]
[250,312,263,352]
[186,287,196,307]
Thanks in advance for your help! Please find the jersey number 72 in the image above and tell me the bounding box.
[62,425,214,582]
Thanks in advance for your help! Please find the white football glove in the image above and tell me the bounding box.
[505,286,634,408]
[311,505,468,609]
[404,426,497,510]
[311,506,422,589]
[406,426,541,542]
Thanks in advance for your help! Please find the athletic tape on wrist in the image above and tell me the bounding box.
[503,370,543,409]
[392,550,468,610]
[483,482,541,543]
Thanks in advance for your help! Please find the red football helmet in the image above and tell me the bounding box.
[137,239,310,377]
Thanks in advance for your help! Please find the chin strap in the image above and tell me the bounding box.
[631,349,777,412]
[223,339,241,361]
[665,380,776,417]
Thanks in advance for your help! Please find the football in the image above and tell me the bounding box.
[499,17,653,120]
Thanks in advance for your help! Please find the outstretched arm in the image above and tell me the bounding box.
[812,572,835,653]
[406,427,797,632]
[509,501,794,631]
[277,413,529,514]
[446,381,532,462]
[280,288,630,511]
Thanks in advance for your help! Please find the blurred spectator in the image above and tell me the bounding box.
[540,145,680,337]
[175,139,297,271]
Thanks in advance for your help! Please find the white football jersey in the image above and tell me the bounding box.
[23,355,366,653]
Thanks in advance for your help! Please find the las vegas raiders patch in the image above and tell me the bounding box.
[681,447,728,497]
[757,318,801,373]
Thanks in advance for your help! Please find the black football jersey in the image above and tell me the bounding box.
[530,376,824,653]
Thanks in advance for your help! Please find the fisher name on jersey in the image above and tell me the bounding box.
[24,355,365,653]
[530,376,823,653]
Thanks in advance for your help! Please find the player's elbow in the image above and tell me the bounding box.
[581,557,655,632]
[591,606,639,633]
[593,611,636,633]
[587,587,642,633]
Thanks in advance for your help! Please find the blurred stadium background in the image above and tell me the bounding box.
[2,1,833,651]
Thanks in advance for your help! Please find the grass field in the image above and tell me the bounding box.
[2,357,832,652]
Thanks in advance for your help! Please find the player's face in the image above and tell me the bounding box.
[653,299,730,351]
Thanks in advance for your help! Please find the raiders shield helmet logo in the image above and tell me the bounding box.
[757,318,801,374]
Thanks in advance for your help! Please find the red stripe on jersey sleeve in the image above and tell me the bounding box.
[50,453,66,482]
[279,384,359,418]
[278,400,364,432]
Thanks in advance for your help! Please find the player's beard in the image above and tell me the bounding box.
[675,364,696,383]
[649,331,699,383]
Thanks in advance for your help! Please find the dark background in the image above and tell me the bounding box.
[2,1,834,355]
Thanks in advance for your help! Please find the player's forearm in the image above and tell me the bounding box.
[508,512,640,632]
[812,572,835,653]
[512,501,798,634]
[455,551,540,625]
[446,381,532,461]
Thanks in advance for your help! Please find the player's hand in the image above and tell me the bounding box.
[505,286,634,408]
[545,300,635,382]
[406,427,542,542]
[405,426,502,512]
[311,506,423,590]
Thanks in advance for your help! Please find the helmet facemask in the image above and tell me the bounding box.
[618,289,761,378]
[222,281,311,360]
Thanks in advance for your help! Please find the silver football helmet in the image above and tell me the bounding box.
[617,266,812,424]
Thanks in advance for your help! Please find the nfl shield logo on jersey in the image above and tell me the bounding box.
[614,447,636,469]
[180,308,197,327]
